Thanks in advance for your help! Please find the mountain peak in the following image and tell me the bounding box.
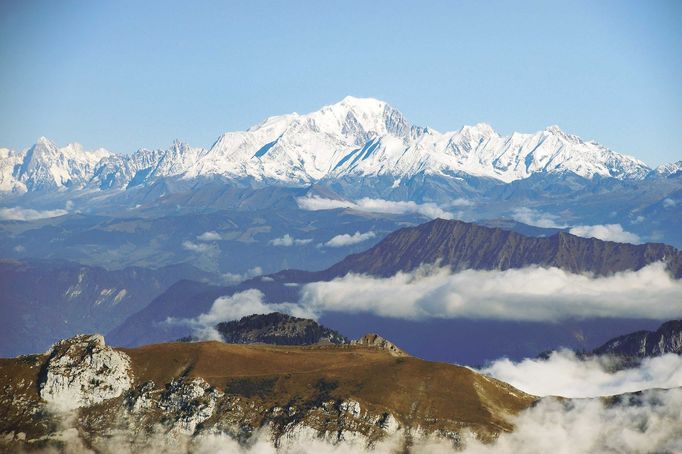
[34,136,56,148]
[544,125,564,134]
[459,122,496,137]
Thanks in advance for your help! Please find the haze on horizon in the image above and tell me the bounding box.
[0,0,680,166]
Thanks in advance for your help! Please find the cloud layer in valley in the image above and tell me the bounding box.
[297,196,456,219]
[298,262,682,322]
[461,388,682,454]
[481,349,682,398]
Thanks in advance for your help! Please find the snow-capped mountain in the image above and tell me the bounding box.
[0,137,111,192]
[0,97,661,193]
[654,160,682,178]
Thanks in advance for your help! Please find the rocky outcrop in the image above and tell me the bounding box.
[594,320,682,357]
[215,312,348,345]
[352,333,409,357]
[39,334,132,411]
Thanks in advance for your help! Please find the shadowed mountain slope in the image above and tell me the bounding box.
[317,218,682,278]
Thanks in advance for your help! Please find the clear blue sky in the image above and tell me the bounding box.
[0,0,680,166]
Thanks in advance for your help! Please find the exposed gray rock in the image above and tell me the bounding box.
[352,333,409,357]
[39,334,132,411]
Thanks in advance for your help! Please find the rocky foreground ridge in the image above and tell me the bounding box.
[0,334,535,452]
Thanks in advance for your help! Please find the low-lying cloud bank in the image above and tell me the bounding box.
[297,196,455,219]
[323,231,376,247]
[299,262,682,322]
[481,349,682,398]
[182,262,682,342]
[462,388,682,454]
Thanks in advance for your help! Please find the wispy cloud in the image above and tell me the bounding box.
[0,206,68,221]
[297,196,455,219]
[270,234,313,247]
[182,240,219,256]
[323,231,376,247]
[197,231,221,241]
[511,207,566,229]
[569,224,640,244]
[222,266,263,284]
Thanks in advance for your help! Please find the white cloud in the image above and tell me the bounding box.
[297,196,454,219]
[298,263,682,322]
[169,289,315,341]
[511,207,566,229]
[222,266,263,284]
[270,234,313,247]
[480,349,682,398]
[0,206,68,221]
[182,240,219,256]
[462,388,682,454]
[569,224,640,244]
[197,231,221,241]
[323,231,376,247]
[663,198,676,208]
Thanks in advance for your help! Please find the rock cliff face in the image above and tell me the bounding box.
[39,334,132,411]
[0,334,535,452]
[593,320,682,357]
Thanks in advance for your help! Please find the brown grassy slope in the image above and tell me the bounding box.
[123,341,536,433]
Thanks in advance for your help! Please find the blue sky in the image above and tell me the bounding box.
[0,0,680,166]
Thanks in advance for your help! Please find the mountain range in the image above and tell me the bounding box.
[1,97,679,195]
[107,218,680,362]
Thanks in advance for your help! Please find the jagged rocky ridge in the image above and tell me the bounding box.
[1,97,672,195]
[593,320,682,358]
[0,334,535,452]
[273,218,682,280]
